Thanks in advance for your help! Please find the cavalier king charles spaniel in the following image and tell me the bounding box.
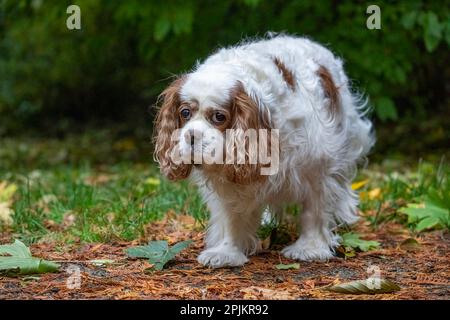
[154,34,374,268]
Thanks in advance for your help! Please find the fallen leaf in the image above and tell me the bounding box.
[340,232,380,252]
[275,263,300,270]
[399,238,421,251]
[36,194,58,212]
[322,278,400,294]
[89,259,115,267]
[126,240,192,271]
[0,202,14,226]
[241,286,296,300]
[144,177,161,187]
[84,174,113,186]
[0,181,17,227]
[0,181,17,202]
[361,187,382,201]
[351,179,369,190]
[0,240,60,275]
[61,211,76,230]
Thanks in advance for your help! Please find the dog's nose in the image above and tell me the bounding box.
[185,129,201,146]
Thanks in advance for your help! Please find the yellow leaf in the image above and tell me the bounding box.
[351,179,369,190]
[360,188,382,201]
[0,181,18,202]
[368,188,382,200]
[145,177,161,186]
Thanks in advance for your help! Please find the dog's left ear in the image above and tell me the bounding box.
[224,82,273,184]
[153,75,192,180]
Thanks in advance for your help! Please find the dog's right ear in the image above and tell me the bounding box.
[153,75,192,180]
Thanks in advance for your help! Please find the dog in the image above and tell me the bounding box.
[153,34,374,268]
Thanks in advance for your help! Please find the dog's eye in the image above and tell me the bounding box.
[180,108,191,120]
[212,112,226,124]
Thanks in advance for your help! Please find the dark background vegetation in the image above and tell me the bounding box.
[0,0,449,159]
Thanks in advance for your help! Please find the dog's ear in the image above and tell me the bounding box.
[153,76,192,180]
[224,83,273,184]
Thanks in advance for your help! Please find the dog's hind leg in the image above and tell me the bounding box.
[281,175,343,261]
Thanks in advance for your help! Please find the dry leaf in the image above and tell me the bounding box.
[61,212,76,230]
[84,174,113,186]
[0,203,14,226]
[240,286,296,300]
[322,278,400,294]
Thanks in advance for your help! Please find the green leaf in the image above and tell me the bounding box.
[376,97,398,121]
[275,263,300,270]
[0,239,31,258]
[154,18,170,42]
[323,279,400,294]
[399,194,449,232]
[421,11,443,52]
[401,11,417,30]
[126,240,192,271]
[445,18,450,46]
[340,232,380,252]
[243,0,261,7]
[0,240,60,275]
[415,216,441,231]
[170,240,193,255]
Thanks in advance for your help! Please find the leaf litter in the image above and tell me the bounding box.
[0,214,448,299]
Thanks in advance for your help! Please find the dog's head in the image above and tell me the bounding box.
[153,66,274,184]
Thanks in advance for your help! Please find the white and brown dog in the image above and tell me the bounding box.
[154,34,374,268]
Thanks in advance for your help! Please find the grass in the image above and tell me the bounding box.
[0,130,448,245]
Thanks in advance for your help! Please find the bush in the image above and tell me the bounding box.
[0,0,449,137]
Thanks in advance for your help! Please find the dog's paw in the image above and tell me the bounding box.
[198,247,248,268]
[282,239,334,261]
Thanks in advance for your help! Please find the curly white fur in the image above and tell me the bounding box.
[156,34,375,268]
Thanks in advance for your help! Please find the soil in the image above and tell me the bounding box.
[0,216,448,300]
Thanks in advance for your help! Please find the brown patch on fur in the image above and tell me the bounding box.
[153,75,192,181]
[223,83,273,185]
[316,65,340,118]
[273,57,296,90]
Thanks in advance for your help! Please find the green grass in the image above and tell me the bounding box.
[0,131,448,245]
[6,163,207,243]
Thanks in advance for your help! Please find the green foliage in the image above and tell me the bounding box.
[0,239,60,275]
[126,240,192,271]
[399,187,450,232]
[0,0,449,134]
[340,232,380,252]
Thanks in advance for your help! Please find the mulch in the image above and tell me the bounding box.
[0,215,449,300]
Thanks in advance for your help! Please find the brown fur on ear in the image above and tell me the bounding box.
[316,65,340,118]
[224,83,273,185]
[153,76,192,180]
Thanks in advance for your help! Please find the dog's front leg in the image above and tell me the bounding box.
[197,193,261,268]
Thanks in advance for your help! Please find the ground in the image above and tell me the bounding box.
[0,214,448,300]
[0,133,449,300]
